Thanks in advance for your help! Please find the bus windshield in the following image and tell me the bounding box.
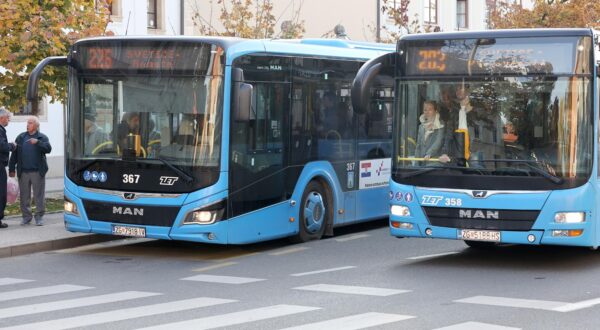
[66,40,224,192]
[394,77,593,189]
[78,75,222,166]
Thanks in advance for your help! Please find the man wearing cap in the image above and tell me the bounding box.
[0,107,16,228]
[9,116,52,226]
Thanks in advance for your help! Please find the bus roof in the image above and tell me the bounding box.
[73,36,395,65]
[399,28,594,42]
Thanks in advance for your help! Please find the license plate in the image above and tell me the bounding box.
[459,229,501,242]
[112,225,146,238]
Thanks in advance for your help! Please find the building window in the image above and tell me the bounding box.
[457,0,468,29]
[424,0,437,24]
[148,0,157,29]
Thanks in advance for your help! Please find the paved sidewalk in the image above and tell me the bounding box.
[0,177,118,258]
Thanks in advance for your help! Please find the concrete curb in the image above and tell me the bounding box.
[0,234,121,258]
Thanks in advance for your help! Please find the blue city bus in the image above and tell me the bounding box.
[352,29,600,248]
[27,36,395,244]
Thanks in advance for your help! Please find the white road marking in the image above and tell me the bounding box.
[181,274,265,284]
[192,262,237,272]
[279,312,415,330]
[456,296,567,311]
[291,266,356,277]
[0,291,160,319]
[554,297,600,312]
[335,234,370,242]
[434,321,521,330]
[0,279,33,287]
[293,284,409,296]
[0,285,93,303]
[1,297,235,330]
[269,247,309,256]
[137,304,320,330]
[407,252,460,260]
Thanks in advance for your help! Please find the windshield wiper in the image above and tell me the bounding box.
[157,155,194,184]
[474,159,563,184]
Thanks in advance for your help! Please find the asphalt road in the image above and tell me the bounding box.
[1,220,600,329]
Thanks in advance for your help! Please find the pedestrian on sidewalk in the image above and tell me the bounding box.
[0,107,16,228]
[9,116,52,226]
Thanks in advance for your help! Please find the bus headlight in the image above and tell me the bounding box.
[391,205,410,217]
[64,198,79,216]
[554,212,585,223]
[183,200,226,225]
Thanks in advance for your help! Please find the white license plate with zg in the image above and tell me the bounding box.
[112,225,146,238]
[459,229,501,242]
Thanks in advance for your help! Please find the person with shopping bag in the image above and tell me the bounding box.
[9,116,52,226]
[0,107,16,228]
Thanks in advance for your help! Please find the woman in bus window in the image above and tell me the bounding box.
[414,100,445,160]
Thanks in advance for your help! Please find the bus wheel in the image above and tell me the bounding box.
[464,240,497,249]
[293,181,329,243]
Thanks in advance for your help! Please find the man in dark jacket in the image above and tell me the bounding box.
[0,107,16,228]
[9,116,52,226]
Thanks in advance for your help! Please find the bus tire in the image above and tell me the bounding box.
[292,180,330,243]
[464,240,497,249]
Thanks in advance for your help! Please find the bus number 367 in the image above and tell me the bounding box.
[123,174,140,184]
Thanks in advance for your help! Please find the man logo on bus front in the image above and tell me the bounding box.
[472,191,488,198]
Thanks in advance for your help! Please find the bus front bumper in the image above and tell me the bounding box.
[390,222,593,247]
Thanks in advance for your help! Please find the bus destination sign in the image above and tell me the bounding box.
[76,41,224,74]
[406,36,590,76]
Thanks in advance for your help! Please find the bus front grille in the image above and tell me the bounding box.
[83,200,180,227]
[422,207,539,231]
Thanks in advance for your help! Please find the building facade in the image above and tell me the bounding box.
[185,0,491,42]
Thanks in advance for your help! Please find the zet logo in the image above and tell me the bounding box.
[421,195,443,206]
[361,162,372,178]
[159,176,179,186]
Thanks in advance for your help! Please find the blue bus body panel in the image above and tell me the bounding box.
[389,181,598,247]
[63,37,394,245]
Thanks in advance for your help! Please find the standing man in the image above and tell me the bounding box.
[0,107,16,228]
[9,116,52,226]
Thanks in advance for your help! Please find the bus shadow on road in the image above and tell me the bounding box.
[70,218,388,261]
[402,244,600,272]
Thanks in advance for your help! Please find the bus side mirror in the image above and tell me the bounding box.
[232,68,253,122]
[234,83,253,122]
[351,52,396,114]
[26,56,68,114]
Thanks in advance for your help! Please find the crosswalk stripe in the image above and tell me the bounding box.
[407,252,460,260]
[455,296,567,311]
[1,297,235,330]
[290,266,356,277]
[279,312,415,330]
[193,262,237,272]
[0,279,33,287]
[434,321,521,330]
[293,284,409,296]
[554,297,600,312]
[181,274,265,284]
[0,291,160,320]
[137,304,320,330]
[269,247,309,256]
[335,234,370,242]
[0,285,93,303]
